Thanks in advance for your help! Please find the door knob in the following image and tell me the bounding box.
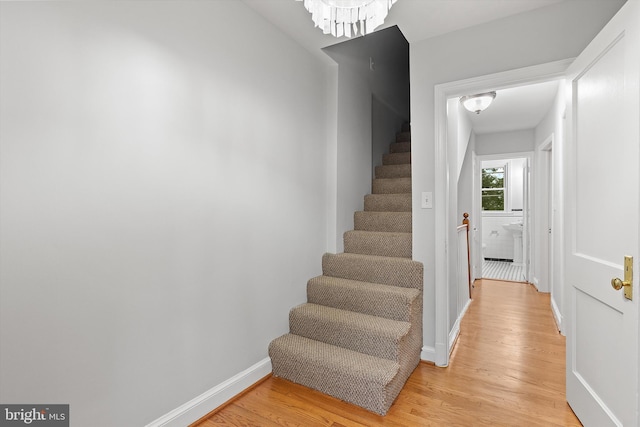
[611,256,633,300]
[611,277,630,290]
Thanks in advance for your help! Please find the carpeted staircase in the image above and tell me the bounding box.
[269,123,423,415]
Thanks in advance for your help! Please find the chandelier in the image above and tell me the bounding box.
[296,0,398,38]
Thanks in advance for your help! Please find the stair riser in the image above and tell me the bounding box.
[372,178,411,194]
[396,132,411,142]
[382,152,411,165]
[289,304,410,361]
[344,231,412,258]
[389,142,411,153]
[269,295,422,416]
[322,253,423,290]
[375,164,411,179]
[384,301,422,414]
[307,276,420,321]
[269,334,399,415]
[354,211,412,233]
[364,194,411,212]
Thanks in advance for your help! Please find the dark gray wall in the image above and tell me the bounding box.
[324,26,410,248]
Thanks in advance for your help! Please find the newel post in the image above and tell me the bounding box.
[463,213,472,298]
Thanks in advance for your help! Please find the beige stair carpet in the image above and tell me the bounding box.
[269,123,423,415]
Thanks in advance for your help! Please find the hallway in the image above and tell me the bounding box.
[197,279,580,426]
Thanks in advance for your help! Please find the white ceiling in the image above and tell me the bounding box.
[243,0,568,134]
[243,0,566,52]
[464,80,561,134]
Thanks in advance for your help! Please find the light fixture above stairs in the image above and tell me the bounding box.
[269,123,423,415]
[295,0,398,38]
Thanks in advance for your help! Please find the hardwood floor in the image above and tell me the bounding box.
[195,279,581,426]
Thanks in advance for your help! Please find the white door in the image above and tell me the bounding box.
[565,1,639,426]
[522,158,530,282]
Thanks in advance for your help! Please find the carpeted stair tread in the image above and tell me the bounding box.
[372,177,411,194]
[269,333,400,415]
[375,164,411,179]
[354,211,411,233]
[322,252,423,290]
[382,152,411,165]
[389,141,411,153]
[344,230,412,258]
[289,303,410,361]
[396,131,411,142]
[364,193,411,212]
[307,275,420,321]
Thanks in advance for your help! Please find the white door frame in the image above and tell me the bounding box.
[471,151,482,281]
[433,59,573,367]
[538,135,561,327]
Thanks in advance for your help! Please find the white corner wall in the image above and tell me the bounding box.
[325,48,372,251]
[0,2,332,426]
[410,0,625,358]
[534,82,567,331]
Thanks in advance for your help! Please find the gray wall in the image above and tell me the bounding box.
[476,129,535,155]
[0,1,332,426]
[324,26,410,250]
[457,132,475,273]
[372,96,407,177]
[371,27,410,178]
[410,0,625,356]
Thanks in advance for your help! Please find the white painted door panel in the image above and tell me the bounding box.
[565,1,639,426]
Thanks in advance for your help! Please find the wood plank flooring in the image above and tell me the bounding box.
[195,279,581,426]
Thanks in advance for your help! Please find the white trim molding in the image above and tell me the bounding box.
[145,358,272,427]
[448,299,472,355]
[433,58,574,367]
[532,277,540,291]
[551,296,564,335]
[421,345,436,362]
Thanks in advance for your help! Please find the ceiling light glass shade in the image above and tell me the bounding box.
[460,92,497,114]
[296,0,398,38]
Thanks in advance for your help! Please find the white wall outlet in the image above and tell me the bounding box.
[421,191,433,209]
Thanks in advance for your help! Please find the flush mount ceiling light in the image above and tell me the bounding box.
[296,0,398,38]
[460,92,497,114]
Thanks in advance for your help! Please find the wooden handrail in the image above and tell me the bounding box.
[462,213,472,298]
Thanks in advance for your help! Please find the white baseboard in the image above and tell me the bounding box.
[448,299,472,355]
[448,321,461,354]
[421,345,435,362]
[434,342,448,366]
[145,358,272,427]
[532,277,540,291]
[551,296,564,335]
